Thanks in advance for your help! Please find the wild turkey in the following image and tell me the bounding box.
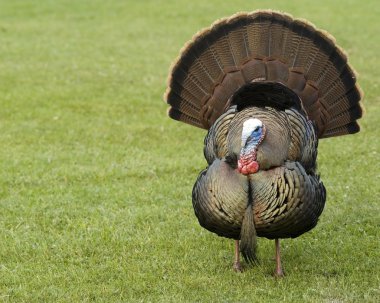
[164,10,363,276]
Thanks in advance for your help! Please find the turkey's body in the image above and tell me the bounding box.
[164,10,363,273]
[193,107,326,240]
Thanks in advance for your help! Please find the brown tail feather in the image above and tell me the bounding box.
[165,10,363,138]
[168,108,204,128]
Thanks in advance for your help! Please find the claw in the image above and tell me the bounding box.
[233,261,243,273]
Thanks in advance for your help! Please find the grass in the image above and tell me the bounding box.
[0,0,379,302]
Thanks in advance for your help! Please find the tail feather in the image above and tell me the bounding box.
[290,20,317,68]
[168,108,204,128]
[326,104,363,129]
[323,121,360,138]
[329,87,362,114]
[322,66,357,102]
[227,20,250,64]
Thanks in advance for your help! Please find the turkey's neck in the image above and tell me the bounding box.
[241,141,258,157]
[240,146,257,163]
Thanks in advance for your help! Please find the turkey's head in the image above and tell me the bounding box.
[238,118,266,175]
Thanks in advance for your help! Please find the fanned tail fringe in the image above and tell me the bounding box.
[165,9,364,138]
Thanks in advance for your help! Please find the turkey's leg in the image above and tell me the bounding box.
[233,240,242,272]
[274,238,284,277]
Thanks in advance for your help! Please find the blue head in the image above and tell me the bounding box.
[238,118,266,175]
[241,119,265,151]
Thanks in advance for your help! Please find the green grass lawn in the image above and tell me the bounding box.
[0,0,379,302]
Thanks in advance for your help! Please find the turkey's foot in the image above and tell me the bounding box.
[273,267,285,278]
[233,261,243,272]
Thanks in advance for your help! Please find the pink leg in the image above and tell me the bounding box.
[274,238,284,277]
[233,240,243,272]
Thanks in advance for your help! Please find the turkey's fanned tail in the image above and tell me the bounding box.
[164,10,363,138]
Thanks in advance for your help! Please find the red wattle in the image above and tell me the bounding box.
[237,159,259,175]
[247,161,259,173]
